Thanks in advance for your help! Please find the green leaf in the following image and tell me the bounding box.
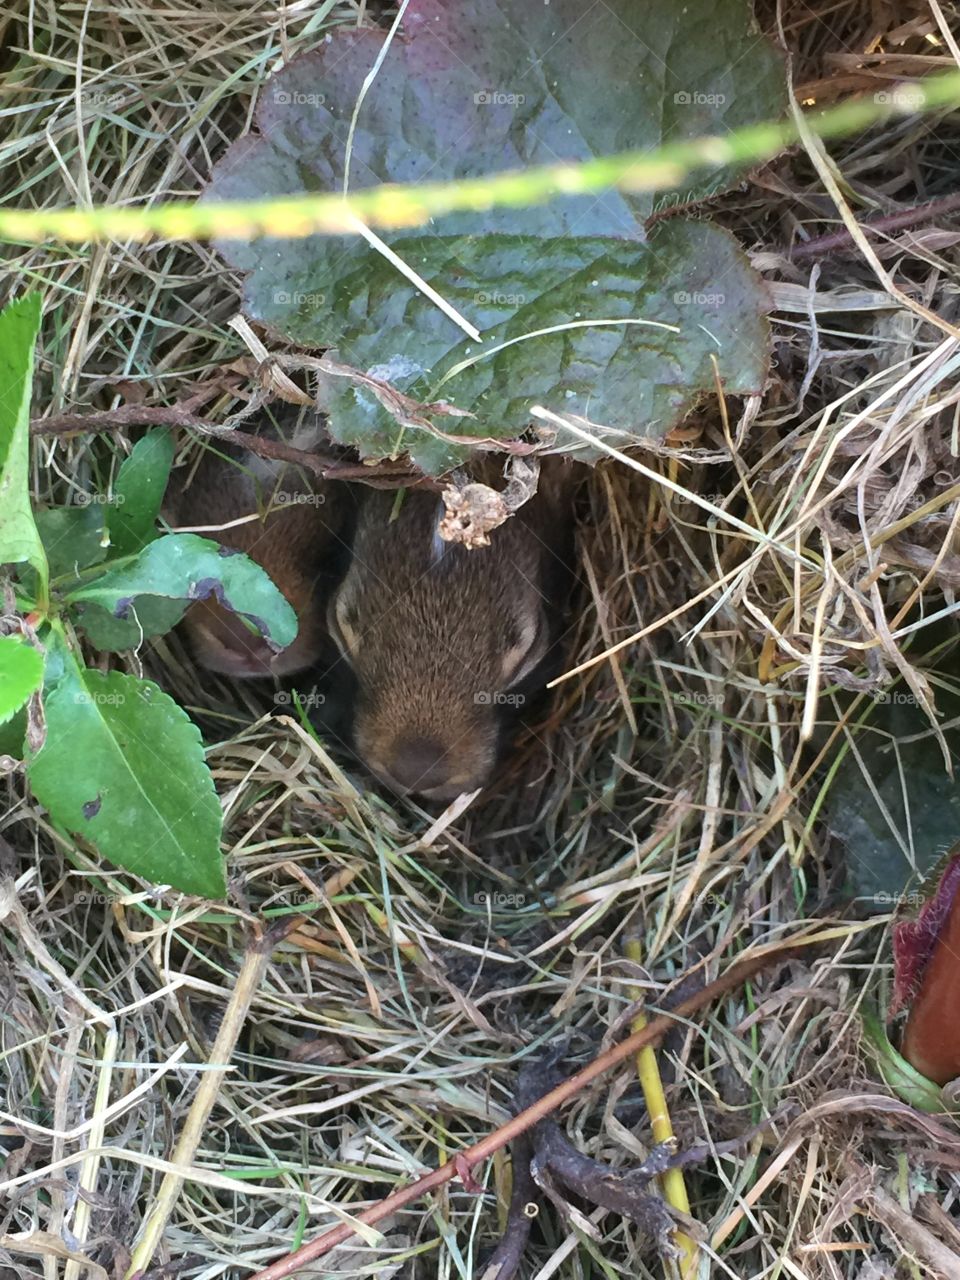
[0,635,44,726]
[108,429,175,557]
[205,0,783,471]
[0,707,26,759]
[35,503,108,580]
[0,293,48,597]
[65,532,298,652]
[33,431,175,583]
[27,636,225,898]
[74,598,189,653]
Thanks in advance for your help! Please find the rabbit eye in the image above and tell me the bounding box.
[329,592,361,661]
[501,610,549,688]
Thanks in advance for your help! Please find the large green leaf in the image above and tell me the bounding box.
[0,293,48,595]
[65,532,298,652]
[205,0,783,472]
[0,635,44,726]
[28,635,225,898]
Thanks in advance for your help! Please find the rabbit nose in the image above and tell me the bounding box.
[385,736,453,794]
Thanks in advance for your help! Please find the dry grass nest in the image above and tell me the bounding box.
[3,1,960,1277]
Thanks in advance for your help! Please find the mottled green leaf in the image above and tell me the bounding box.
[0,707,26,759]
[74,598,189,653]
[205,0,783,471]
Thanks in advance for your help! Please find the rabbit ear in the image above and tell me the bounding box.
[502,606,550,689]
[328,588,361,661]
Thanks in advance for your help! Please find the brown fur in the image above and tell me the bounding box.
[169,447,349,677]
[330,462,574,801]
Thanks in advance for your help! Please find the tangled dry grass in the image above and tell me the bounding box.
[3,1,960,1277]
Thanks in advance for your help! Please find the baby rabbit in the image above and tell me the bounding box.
[168,425,351,678]
[328,462,574,802]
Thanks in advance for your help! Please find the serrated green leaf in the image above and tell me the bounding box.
[108,429,175,557]
[27,637,225,898]
[0,635,44,726]
[0,293,48,596]
[65,532,298,652]
[205,0,783,470]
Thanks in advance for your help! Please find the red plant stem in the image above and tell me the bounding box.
[249,942,802,1280]
[788,193,960,260]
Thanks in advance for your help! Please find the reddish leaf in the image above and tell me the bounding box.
[891,850,960,1015]
[894,848,960,1084]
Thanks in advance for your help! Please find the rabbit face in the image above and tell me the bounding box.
[329,487,564,802]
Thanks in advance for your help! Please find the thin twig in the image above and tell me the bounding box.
[30,406,432,488]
